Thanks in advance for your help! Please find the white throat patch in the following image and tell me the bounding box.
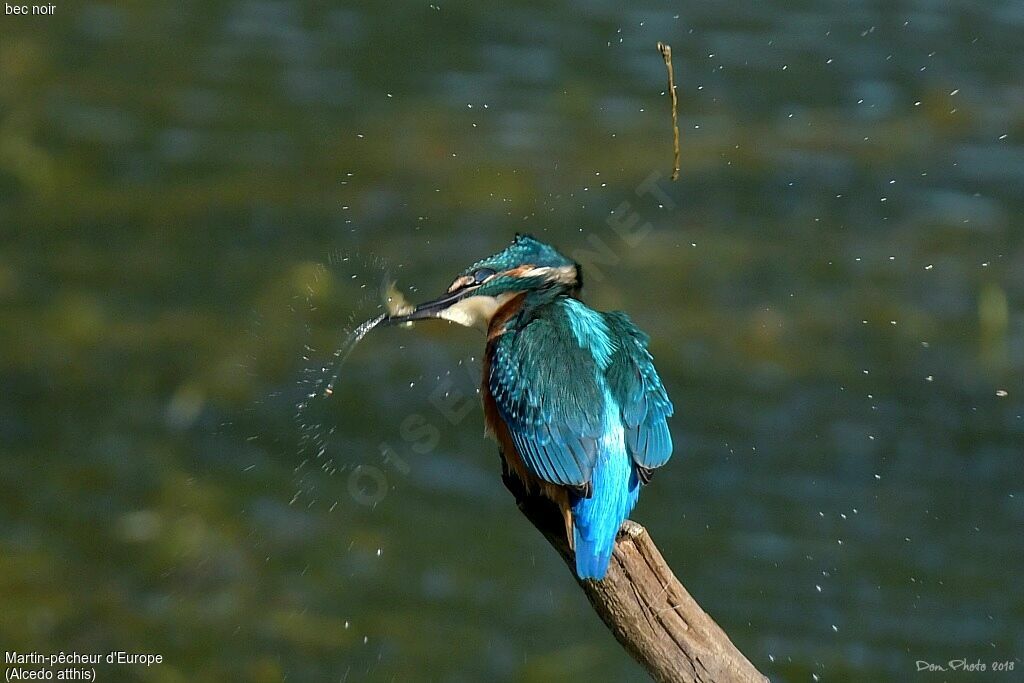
[439,293,516,331]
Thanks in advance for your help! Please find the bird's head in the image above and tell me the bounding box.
[384,234,580,330]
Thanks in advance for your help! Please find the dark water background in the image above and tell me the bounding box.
[1,1,1022,681]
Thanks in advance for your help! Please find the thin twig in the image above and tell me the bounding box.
[657,41,681,181]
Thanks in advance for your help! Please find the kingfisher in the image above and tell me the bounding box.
[383,234,674,580]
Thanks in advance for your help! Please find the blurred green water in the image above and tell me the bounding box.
[1,1,1022,681]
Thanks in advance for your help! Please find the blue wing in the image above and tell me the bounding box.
[488,306,604,489]
[603,312,675,474]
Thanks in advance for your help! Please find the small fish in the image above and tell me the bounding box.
[382,279,415,328]
[383,279,414,317]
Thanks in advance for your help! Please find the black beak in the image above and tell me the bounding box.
[381,285,478,326]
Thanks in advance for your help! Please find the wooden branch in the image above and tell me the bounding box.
[501,468,767,683]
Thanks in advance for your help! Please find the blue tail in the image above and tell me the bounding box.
[571,435,640,580]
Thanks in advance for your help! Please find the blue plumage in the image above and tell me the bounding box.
[488,294,674,580]
[604,312,675,472]
[385,234,675,581]
[488,302,604,488]
[571,397,641,578]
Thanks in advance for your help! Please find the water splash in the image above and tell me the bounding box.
[292,267,411,499]
[320,312,386,398]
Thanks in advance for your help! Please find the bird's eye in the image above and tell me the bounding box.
[472,268,496,283]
